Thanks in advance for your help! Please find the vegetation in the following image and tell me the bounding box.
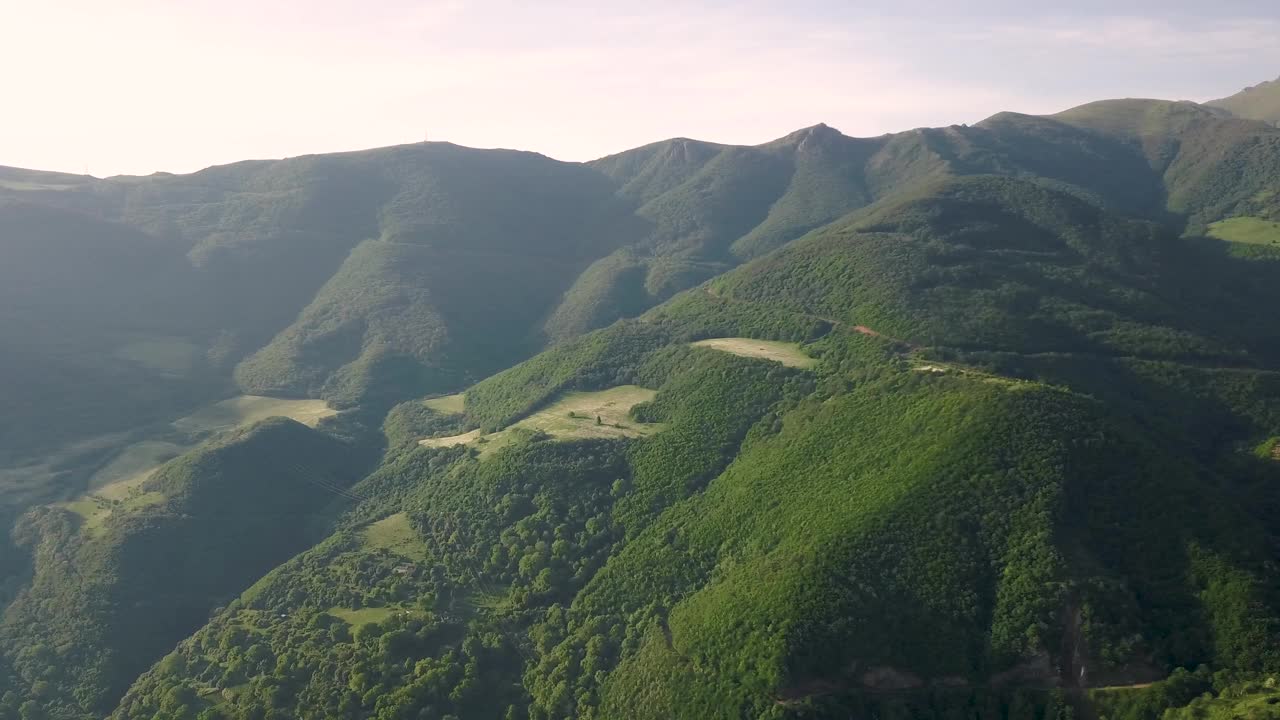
[0,418,376,719]
[691,337,817,368]
[3,78,1280,720]
[422,394,466,415]
[1208,216,1280,245]
[172,396,336,434]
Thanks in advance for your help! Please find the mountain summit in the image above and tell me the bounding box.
[1208,75,1280,126]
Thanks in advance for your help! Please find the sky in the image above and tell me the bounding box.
[3,0,1279,177]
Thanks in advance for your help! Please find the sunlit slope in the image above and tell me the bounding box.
[1209,76,1280,126]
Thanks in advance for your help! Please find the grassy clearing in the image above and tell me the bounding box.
[1254,437,1280,461]
[56,396,333,536]
[1207,216,1280,245]
[419,386,664,455]
[477,386,664,456]
[328,606,421,626]
[910,359,1039,390]
[511,386,662,439]
[112,336,202,375]
[60,478,166,535]
[420,428,482,448]
[88,440,187,492]
[173,396,336,434]
[691,338,817,369]
[363,513,429,561]
[423,393,467,415]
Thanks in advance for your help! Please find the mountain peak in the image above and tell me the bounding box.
[766,122,846,149]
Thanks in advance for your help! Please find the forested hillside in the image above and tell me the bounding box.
[3,79,1280,720]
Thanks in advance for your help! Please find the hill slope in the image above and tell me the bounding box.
[1209,76,1280,126]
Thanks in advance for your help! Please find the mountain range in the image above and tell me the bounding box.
[1,78,1279,720]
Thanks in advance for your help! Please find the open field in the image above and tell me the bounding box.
[420,428,482,448]
[692,338,817,368]
[363,513,429,561]
[423,393,467,415]
[61,477,166,535]
[328,606,423,626]
[173,396,336,434]
[1207,216,1280,245]
[60,440,189,532]
[419,386,664,454]
[1255,437,1280,461]
[112,336,203,375]
[513,386,661,438]
[88,440,188,492]
[53,396,334,536]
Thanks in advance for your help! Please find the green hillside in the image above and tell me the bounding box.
[1051,99,1280,229]
[3,78,1280,720]
[95,166,1280,720]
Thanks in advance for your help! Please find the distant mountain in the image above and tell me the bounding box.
[3,77,1280,720]
[1209,76,1280,126]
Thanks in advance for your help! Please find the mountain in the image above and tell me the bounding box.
[1209,76,1280,126]
[3,78,1280,720]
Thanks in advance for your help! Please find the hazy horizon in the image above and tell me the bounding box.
[5,0,1279,177]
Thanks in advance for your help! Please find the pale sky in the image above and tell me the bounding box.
[3,0,1279,177]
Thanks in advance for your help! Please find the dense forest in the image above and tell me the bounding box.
[2,80,1280,719]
